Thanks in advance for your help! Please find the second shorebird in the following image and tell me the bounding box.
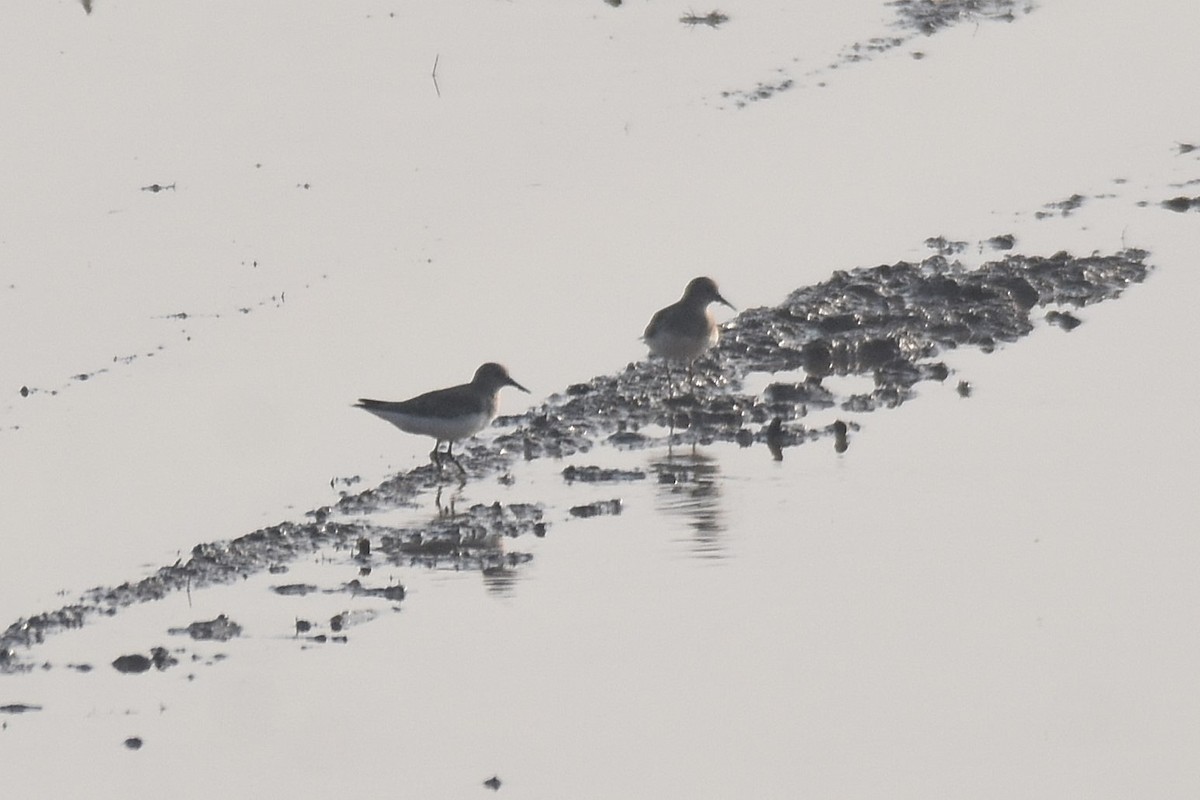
[643,276,735,384]
[356,362,529,477]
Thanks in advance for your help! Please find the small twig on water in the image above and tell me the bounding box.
[432,53,441,98]
[680,10,729,28]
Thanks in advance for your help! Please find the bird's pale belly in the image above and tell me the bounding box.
[646,327,719,362]
[380,410,491,441]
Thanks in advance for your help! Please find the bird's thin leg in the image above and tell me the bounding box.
[445,441,467,479]
[430,440,446,472]
[662,362,678,431]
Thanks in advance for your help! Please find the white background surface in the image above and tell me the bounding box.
[2,1,1199,797]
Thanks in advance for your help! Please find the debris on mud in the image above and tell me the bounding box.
[680,10,729,28]
[1036,193,1086,218]
[722,77,796,107]
[766,417,785,460]
[832,420,850,453]
[1162,196,1200,212]
[273,583,319,596]
[891,0,1029,35]
[274,577,416,603]
[168,615,243,642]
[562,465,648,483]
[331,474,363,491]
[327,609,385,632]
[300,633,348,646]
[124,737,143,750]
[341,581,406,601]
[9,291,291,409]
[925,236,969,256]
[569,499,623,518]
[1045,310,1082,331]
[0,703,42,714]
[112,647,177,674]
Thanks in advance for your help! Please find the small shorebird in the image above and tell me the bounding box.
[356,362,529,476]
[643,276,735,384]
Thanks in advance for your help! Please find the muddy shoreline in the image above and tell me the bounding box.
[0,244,1150,673]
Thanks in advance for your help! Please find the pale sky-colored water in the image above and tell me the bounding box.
[3,1,1200,797]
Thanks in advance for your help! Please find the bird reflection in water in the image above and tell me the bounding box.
[832,420,849,453]
[434,482,464,517]
[764,417,852,460]
[422,484,532,597]
[481,564,521,596]
[651,449,726,560]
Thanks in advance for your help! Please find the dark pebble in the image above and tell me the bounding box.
[112,654,152,674]
[1046,310,1082,331]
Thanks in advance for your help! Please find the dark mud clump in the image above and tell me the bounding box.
[562,465,648,483]
[1045,310,1082,331]
[924,235,969,255]
[340,580,407,601]
[272,583,319,597]
[168,614,243,642]
[569,499,623,518]
[1162,196,1200,212]
[112,647,177,674]
[1036,193,1086,218]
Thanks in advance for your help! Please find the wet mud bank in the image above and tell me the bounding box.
[724,0,1033,106]
[510,247,1149,455]
[1,245,1150,672]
